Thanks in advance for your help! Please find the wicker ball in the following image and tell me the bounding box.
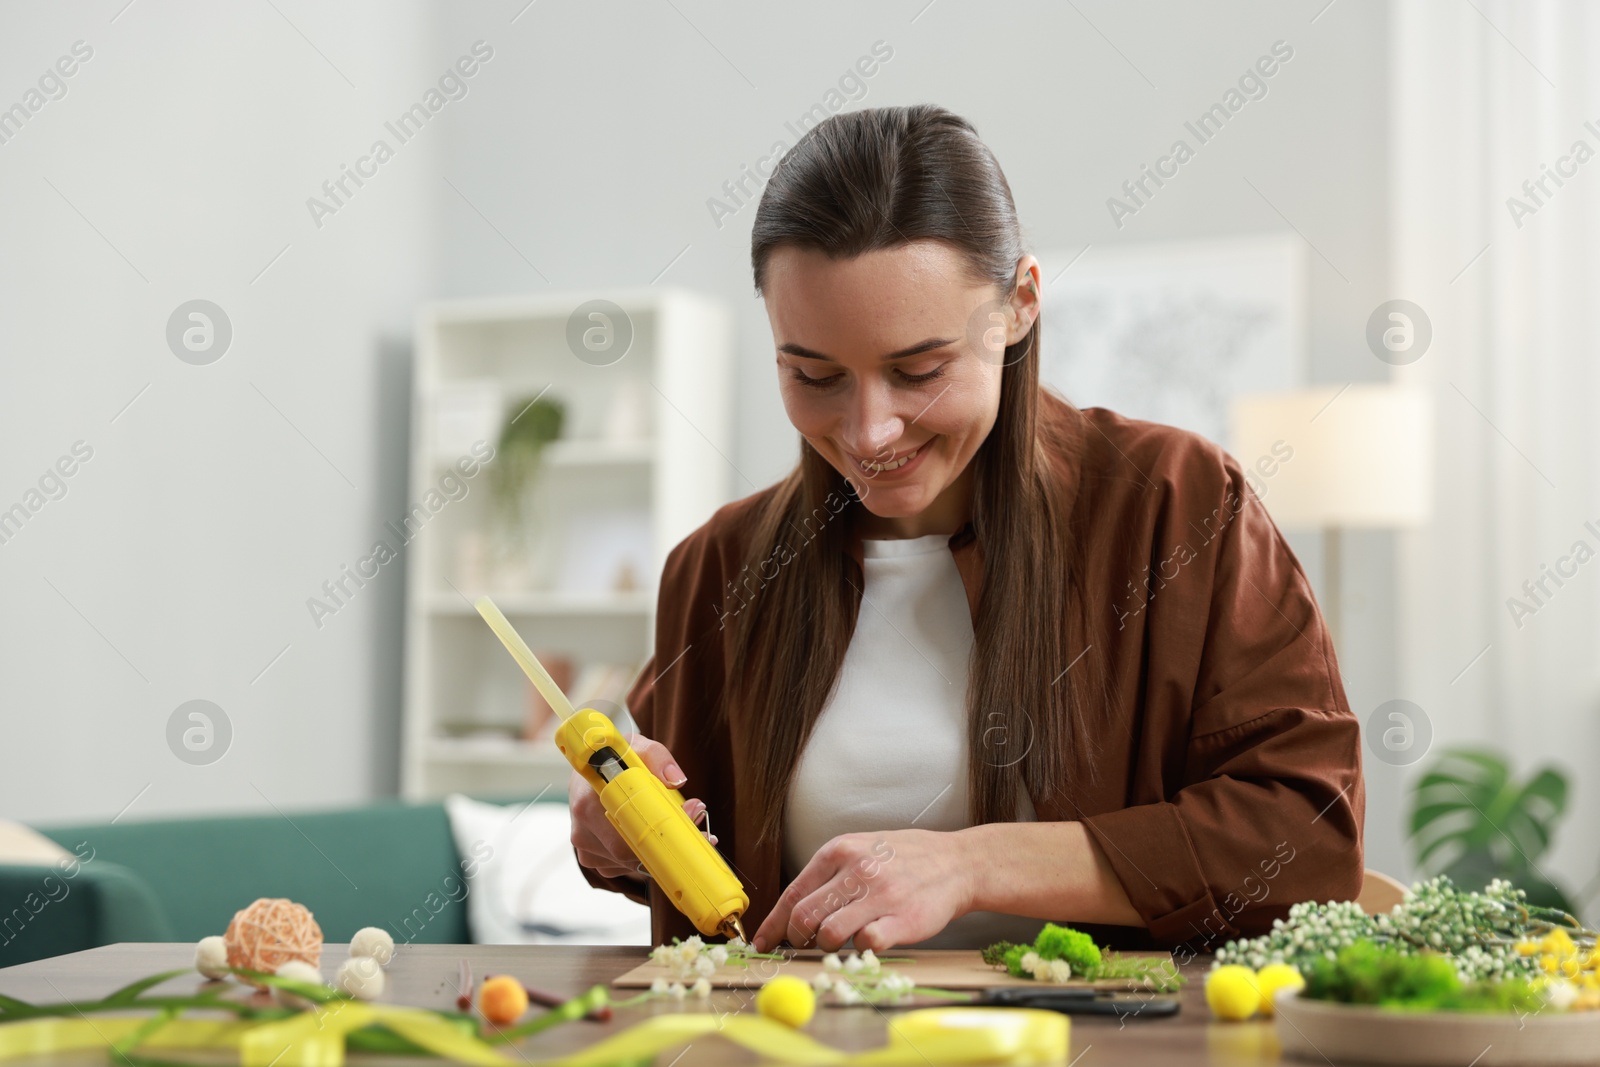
[224,898,323,987]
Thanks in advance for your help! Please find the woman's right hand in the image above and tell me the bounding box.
[568,734,718,882]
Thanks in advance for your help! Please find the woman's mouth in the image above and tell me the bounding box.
[855,442,927,475]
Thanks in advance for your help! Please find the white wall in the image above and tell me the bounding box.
[2,1,1408,884]
[0,1,435,822]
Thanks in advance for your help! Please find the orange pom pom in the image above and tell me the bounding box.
[224,898,323,988]
[479,975,529,1025]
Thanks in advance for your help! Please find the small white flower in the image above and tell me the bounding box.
[822,953,842,972]
[1021,951,1041,973]
[1546,981,1580,1011]
[728,937,750,953]
[843,954,864,974]
[708,946,729,966]
[651,977,669,994]
[859,949,880,974]
[691,978,712,998]
[683,935,705,953]
[694,955,717,977]
[667,982,687,999]
[882,974,913,996]
[812,972,833,993]
[1048,959,1073,983]
[834,981,862,1005]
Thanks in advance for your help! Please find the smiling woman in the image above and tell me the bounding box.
[574,104,1365,957]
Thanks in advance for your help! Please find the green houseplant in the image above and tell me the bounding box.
[488,394,566,544]
[1408,747,1575,914]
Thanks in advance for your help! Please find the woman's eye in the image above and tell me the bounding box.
[897,365,945,385]
[790,368,843,389]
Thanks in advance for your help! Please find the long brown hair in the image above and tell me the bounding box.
[728,104,1092,848]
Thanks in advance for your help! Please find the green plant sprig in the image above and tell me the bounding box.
[487,985,610,1043]
[1216,875,1598,980]
[983,924,1185,992]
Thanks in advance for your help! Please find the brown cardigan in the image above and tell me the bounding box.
[579,391,1365,954]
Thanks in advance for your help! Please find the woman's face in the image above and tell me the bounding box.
[763,239,1040,538]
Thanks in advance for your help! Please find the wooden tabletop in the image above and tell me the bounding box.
[0,943,1289,1065]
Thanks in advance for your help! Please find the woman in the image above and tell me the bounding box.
[574,104,1363,955]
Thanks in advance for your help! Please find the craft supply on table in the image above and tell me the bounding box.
[0,969,1072,1066]
[473,595,750,941]
[222,898,323,989]
[613,946,1174,992]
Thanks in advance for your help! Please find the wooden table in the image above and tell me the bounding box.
[0,943,1289,1065]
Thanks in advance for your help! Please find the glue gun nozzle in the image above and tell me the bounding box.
[725,916,747,943]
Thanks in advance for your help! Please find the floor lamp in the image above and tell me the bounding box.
[1230,385,1433,653]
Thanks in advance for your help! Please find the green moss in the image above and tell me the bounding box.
[982,941,1024,968]
[1303,939,1542,1013]
[1001,945,1030,979]
[1033,923,1103,973]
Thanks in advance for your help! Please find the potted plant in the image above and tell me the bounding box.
[1409,747,1576,914]
[487,394,565,582]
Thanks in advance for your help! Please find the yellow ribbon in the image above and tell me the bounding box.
[0,1004,1067,1066]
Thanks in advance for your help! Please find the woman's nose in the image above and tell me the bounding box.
[841,382,905,457]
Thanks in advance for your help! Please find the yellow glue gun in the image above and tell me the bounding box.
[474,596,749,941]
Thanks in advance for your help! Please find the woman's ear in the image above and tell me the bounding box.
[1006,255,1042,344]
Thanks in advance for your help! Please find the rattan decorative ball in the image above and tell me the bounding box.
[224,898,323,987]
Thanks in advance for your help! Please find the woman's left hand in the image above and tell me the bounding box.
[751,828,977,953]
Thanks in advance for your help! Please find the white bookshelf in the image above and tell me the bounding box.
[401,287,734,800]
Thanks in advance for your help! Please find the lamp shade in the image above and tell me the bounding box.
[1229,384,1433,529]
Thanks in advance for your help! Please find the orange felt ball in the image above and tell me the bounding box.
[479,975,530,1025]
[224,898,323,988]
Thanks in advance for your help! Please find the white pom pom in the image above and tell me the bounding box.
[195,936,230,980]
[335,956,386,1001]
[690,977,712,998]
[349,927,395,966]
[271,960,325,1010]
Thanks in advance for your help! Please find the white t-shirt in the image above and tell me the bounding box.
[781,533,1046,949]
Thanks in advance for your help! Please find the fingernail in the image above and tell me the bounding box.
[708,834,719,845]
[665,762,686,786]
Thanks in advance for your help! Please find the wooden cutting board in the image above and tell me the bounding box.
[611,948,1170,990]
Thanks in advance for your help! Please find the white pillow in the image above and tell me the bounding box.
[442,794,651,945]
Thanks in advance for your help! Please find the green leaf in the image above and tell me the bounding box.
[0,991,35,1015]
[111,1006,178,1055]
[230,968,346,1005]
[103,969,192,1006]
[1408,747,1571,886]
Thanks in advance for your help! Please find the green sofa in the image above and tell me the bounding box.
[0,799,540,968]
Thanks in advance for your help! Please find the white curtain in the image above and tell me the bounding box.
[1393,0,1600,902]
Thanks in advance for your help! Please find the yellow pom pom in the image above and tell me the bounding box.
[1206,965,1261,1021]
[1541,930,1576,957]
[1253,963,1304,1016]
[757,975,816,1029]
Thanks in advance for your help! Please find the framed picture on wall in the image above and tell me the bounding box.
[1035,233,1307,447]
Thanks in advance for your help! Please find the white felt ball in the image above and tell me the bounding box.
[349,927,396,966]
[336,955,386,1001]
[272,960,325,1010]
[195,936,230,980]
